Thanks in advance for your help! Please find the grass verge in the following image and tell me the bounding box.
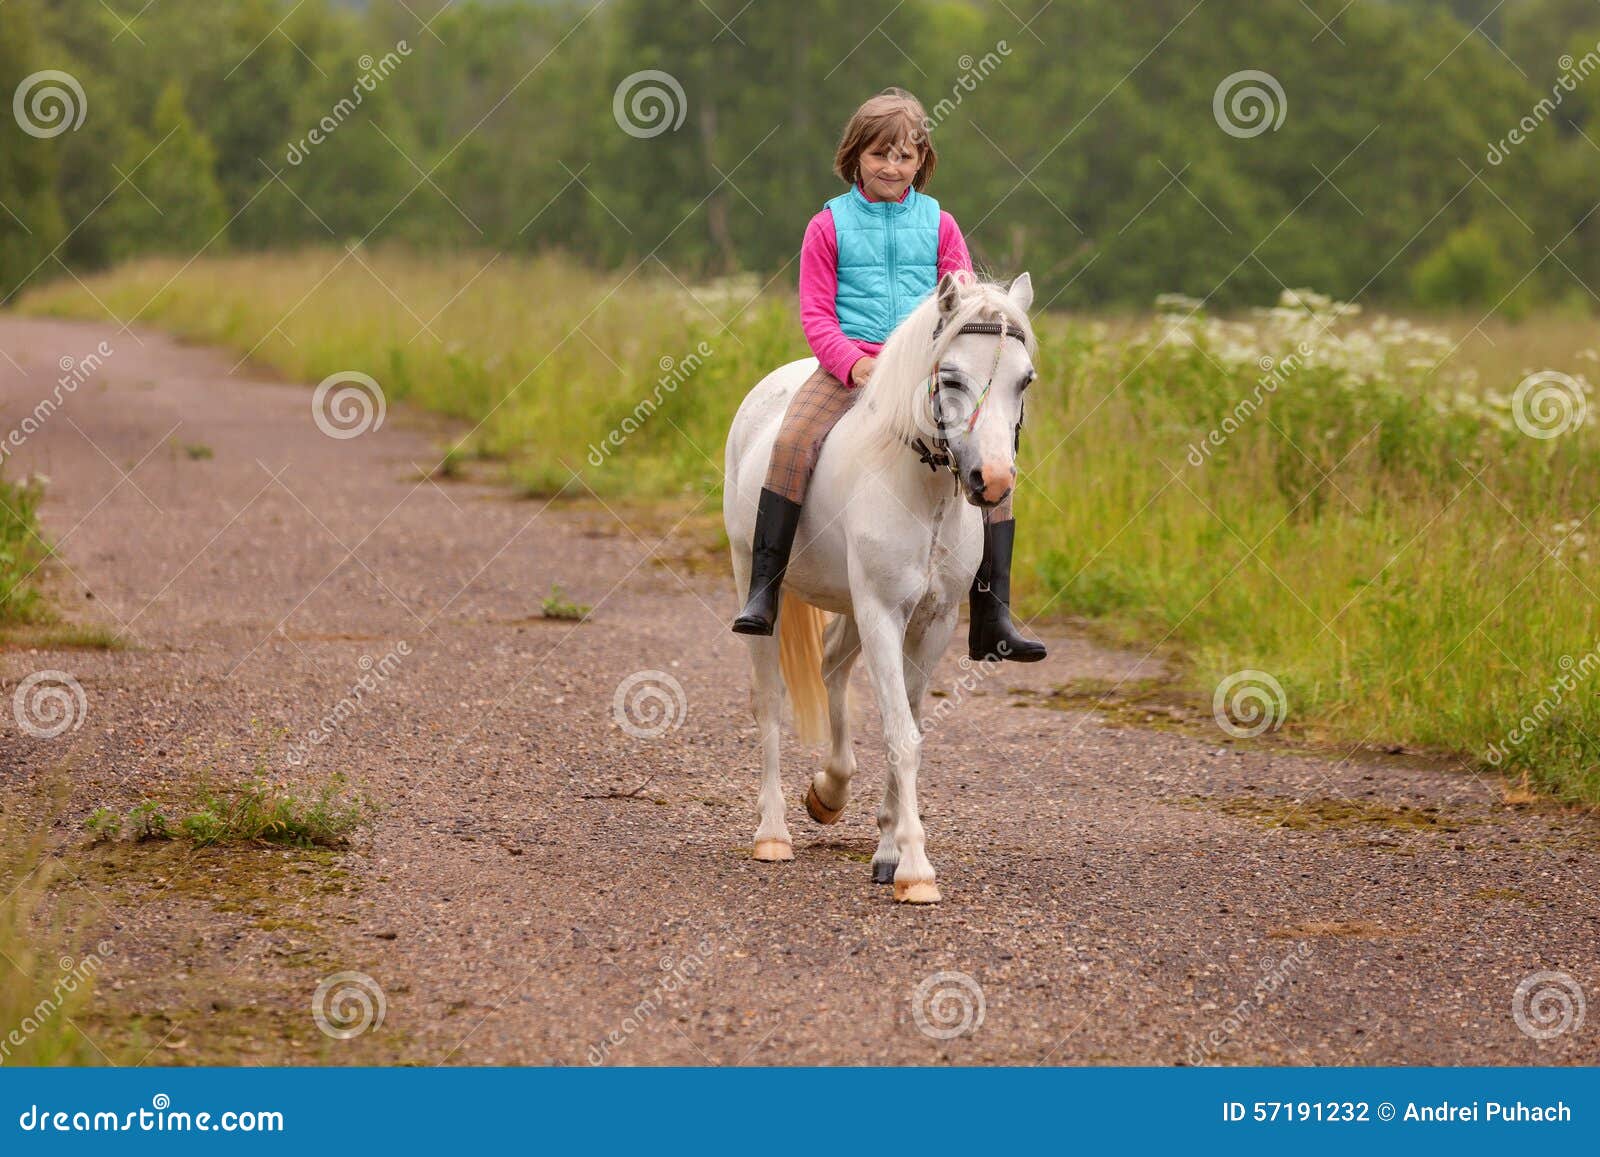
[0,472,49,630]
[16,249,1600,801]
[0,825,113,1065]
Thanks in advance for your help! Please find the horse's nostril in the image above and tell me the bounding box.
[968,467,985,491]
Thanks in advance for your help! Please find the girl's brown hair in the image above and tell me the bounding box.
[832,87,939,191]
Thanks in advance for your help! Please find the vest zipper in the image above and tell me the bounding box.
[886,202,899,333]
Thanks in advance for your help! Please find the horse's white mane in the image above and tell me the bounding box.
[852,272,1037,463]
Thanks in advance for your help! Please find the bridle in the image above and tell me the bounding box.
[909,318,1029,483]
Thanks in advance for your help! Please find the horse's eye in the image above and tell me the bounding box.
[1020,369,1037,391]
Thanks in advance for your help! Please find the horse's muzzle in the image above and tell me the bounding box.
[965,484,1012,509]
[965,463,1014,507]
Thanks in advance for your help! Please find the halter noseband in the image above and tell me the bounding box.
[910,318,1029,478]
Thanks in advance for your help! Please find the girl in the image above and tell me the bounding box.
[732,87,1045,663]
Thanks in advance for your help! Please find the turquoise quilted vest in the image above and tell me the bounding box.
[826,183,941,343]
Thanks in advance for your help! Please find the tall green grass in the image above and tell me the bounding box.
[1027,296,1600,799]
[15,250,1600,800]
[16,249,796,499]
[0,472,48,627]
[0,827,111,1066]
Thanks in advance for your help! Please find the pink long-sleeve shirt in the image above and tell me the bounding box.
[799,182,974,386]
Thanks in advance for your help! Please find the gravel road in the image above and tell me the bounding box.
[2,316,1597,1065]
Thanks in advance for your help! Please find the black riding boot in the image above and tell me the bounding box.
[732,488,804,635]
[968,518,1047,662]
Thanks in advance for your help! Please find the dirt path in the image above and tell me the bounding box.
[2,315,1598,1065]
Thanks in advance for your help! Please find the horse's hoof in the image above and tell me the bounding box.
[753,839,793,862]
[871,860,896,885]
[804,783,845,825]
[893,879,942,904]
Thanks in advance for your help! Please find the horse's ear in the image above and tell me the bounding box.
[936,271,962,317]
[1009,272,1034,312]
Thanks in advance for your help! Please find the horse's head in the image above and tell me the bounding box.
[927,270,1036,508]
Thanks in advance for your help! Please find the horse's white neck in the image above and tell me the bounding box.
[833,401,969,529]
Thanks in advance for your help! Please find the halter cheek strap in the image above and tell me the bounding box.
[961,328,1007,434]
[910,318,1027,476]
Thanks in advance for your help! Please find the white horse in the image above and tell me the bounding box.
[723,270,1038,903]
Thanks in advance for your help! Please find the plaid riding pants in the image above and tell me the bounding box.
[763,363,1014,521]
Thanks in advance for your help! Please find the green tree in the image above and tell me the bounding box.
[101,81,227,260]
[1411,222,1516,307]
[0,1,67,302]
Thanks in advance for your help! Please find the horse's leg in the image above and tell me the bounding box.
[871,775,901,885]
[746,634,793,861]
[873,615,954,885]
[856,601,939,903]
[804,613,860,824]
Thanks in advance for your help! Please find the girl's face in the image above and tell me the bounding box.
[858,136,922,200]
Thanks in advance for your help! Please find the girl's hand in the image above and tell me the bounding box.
[850,356,877,388]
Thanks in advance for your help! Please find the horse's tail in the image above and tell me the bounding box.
[777,596,829,748]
